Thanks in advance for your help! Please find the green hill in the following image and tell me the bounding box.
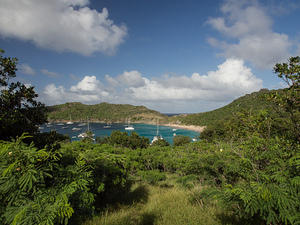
[47,102,168,123]
[47,89,284,126]
[171,89,281,126]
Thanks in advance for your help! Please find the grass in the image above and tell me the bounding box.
[83,176,228,225]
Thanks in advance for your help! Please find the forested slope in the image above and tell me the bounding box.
[47,102,168,123]
[171,89,281,126]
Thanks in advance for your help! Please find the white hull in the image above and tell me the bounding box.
[125,126,134,131]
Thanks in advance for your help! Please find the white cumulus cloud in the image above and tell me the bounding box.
[0,0,127,55]
[117,70,145,87]
[207,0,293,69]
[70,75,100,92]
[129,58,262,101]
[43,75,109,105]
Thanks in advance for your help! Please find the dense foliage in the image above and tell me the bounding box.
[96,131,149,149]
[173,135,191,146]
[0,136,130,225]
[0,49,47,140]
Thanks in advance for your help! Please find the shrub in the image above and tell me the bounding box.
[150,138,170,147]
[0,135,92,225]
[173,135,191,146]
[96,131,149,149]
[0,136,131,225]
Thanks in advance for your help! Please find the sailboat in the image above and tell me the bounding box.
[125,118,134,131]
[151,119,163,144]
[66,115,73,125]
[78,119,95,140]
[103,120,112,128]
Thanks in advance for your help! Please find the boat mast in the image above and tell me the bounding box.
[87,117,90,131]
[156,119,159,136]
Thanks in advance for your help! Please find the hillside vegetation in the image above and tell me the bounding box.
[170,89,280,126]
[47,102,168,123]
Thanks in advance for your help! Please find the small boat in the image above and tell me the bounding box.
[172,128,177,131]
[78,132,95,138]
[78,119,94,139]
[192,138,197,142]
[103,121,112,128]
[125,118,134,131]
[151,135,162,143]
[57,123,64,126]
[72,127,81,131]
[78,123,86,127]
[173,133,176,136]
[62,126,68,129]
[46,124,52,128]
[66,115,73,125]
[72,136,77,139]
[78,133,87,138]
[151,119,164,144]
[38,126,44,130]
[125,126,134,131]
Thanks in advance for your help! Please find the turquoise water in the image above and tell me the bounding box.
[40,123,199,144]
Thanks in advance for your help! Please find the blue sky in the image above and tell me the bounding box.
[0,0,299,113]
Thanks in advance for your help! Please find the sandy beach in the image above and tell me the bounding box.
[163,123,206,133]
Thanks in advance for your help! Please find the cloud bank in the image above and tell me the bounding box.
[42,59,263,112]
[207,0,293,69]
[0,0,127,55]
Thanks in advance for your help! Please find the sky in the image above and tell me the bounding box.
[0,0,299,113]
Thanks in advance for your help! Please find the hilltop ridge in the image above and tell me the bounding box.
[47,102,168,123]
[169,89,281,126]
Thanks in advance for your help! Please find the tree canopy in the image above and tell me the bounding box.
[0,49,47,140]
[273,56,300,141]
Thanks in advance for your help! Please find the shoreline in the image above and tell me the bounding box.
[162,123,206,133]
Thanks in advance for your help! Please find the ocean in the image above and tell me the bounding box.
[39,122,200,144]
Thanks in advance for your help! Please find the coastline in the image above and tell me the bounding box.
[162,123,206,133]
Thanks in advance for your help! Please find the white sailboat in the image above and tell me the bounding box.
[78,119,95,139]
[66,115,73,125]
[125,118,134,131]
[151,119,163,144]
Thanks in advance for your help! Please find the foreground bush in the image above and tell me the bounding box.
[0,136,130,225]
[96,131,149,149]
[173,135,191,146]
[195,137,300,225]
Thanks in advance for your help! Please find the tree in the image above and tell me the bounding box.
[273,56,300,142]
[0,49,47,140]
[173,135,191,146]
